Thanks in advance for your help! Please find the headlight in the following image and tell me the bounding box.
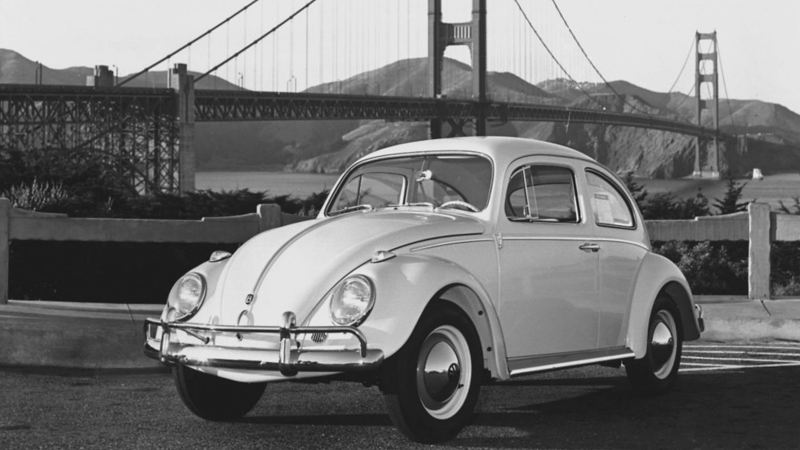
[329,275,375,326]
[166,272,206,321]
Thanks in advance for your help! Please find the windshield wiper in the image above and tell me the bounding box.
[329,204,374,216]
[387,202,435,210]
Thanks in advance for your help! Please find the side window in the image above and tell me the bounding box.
[585,171,634,228]
[506,165,578,223]
[331,172,405,212]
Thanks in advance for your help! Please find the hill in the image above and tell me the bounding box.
[3,49,800,177]
[0,48,240,90]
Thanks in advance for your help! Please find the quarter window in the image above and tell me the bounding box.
[506,165,578,223]
[585,171,634,228]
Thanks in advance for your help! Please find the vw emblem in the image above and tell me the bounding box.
[245,294,254,305]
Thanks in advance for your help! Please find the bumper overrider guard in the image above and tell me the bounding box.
[144,311,384,376]
[694,304,705,332]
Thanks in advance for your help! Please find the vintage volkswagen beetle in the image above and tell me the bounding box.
[145,136,704,443]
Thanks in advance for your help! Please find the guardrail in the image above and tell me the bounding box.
[1,199,798,303]
[646,203,800,300]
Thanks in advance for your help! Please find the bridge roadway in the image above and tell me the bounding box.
[1,84,719,139]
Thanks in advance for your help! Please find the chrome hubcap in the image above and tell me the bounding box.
[650,310,678,379]
[416,325,472,420]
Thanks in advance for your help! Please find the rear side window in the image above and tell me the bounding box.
[585,171,634,228]
[506,165,578,223]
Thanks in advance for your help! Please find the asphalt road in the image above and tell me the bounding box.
[2,341,799,449]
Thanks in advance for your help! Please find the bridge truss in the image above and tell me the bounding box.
[195,89,716,138]
[0,85,179,194]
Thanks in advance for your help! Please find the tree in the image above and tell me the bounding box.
[713,178,749,214]
[622,171,648,206]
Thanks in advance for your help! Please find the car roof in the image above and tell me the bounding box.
[360,136,595,168]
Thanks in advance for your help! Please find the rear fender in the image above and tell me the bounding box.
[626,252,702,358]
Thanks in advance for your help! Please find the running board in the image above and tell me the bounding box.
[508,347,635,377]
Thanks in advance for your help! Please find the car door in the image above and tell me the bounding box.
[497,158,600,363]
[584,169,648,348]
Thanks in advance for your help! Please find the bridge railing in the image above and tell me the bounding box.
[1,199,797,304]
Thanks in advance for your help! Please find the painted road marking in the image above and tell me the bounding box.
[681,343,800,372]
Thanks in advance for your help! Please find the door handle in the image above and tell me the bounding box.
[579,242,600,253]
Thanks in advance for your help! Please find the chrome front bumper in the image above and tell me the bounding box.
[143,311,384,376]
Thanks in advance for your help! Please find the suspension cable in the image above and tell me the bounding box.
[550,0,650,115]
[667,36,695,94]
[196,0,318,84]
[671,79,695,112]
[513,0,605,109]
[716,41,737,130]
[116,0,260,87]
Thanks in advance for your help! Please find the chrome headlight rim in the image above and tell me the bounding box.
[168,272,207,322]
[329,274,376,327]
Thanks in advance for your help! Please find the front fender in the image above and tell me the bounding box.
[304,253,509,380]
[626,252,702,358]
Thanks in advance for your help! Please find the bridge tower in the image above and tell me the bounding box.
[693,31,720,178]
[428,0,487,138]
[170,63,196,193]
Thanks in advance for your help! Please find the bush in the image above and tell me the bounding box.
[640,191,710,220]
[2,179,71,211]
[652,241,748,295]
[771,242,800,296]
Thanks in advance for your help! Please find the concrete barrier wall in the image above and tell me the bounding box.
[0,198,312,304]
[1,199,799,303]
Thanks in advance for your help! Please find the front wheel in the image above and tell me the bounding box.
[380,304,483,443]
[174,364,267,420]
[624,297,683,394]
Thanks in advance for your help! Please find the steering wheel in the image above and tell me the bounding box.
[439,200,479,212]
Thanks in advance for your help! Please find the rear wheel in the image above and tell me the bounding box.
[174,364,266,420]
[625,297,683,394]
[381,304,482,443]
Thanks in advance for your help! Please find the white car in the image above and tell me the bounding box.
[145,136,704,443]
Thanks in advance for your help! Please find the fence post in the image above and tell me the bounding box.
[257,204,282,232]
[0,198,9,304]
[748,202,771,300]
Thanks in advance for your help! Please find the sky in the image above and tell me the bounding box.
[1,0,799,112]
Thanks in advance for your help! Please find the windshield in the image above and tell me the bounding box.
[326,154,493,215]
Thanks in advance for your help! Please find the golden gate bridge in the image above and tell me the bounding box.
[0,0,736,194]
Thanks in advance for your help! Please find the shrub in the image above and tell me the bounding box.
[2,179,71,211]
[640,191,710,220]
[652,241,748,295]
[771,242,800,296]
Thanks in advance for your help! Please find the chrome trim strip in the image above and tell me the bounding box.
[501,235,648,250]
[508,348,635,377]
[410,237,494,252]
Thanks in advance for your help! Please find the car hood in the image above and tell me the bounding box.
[215,210,485,325]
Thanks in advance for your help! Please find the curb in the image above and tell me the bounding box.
[1,297,799,369]
[0,300,162,370]
[697,298,800,342]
